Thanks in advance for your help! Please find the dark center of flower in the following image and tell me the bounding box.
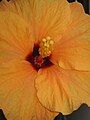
[26,44,53,71]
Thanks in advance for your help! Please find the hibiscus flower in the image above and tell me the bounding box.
[0,0,90,120]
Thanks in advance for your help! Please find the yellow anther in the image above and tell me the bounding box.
[44,43,48,47]
[50,40,54,45]
[46,36,51,40]
[42,38,47,42]
[39,36,55,58]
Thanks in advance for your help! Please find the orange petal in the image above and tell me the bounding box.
[32,0,71,41]
[51,2,90,70]
[0,60,57,120]
[0,0,35,23]
[35,65,90,115]
[0,11,34,63]
[1,0,71,42]
[0,0,9,11]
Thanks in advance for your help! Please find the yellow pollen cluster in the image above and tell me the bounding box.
[39,36,55,58]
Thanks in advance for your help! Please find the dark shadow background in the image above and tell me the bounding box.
[0,0,90,120]
[55,104,90,120]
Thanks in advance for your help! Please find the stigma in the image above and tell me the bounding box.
[39,36,55,58]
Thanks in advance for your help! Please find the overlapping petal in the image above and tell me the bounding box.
[35,65,90,115]
[0,0,71,42]
[51,3,90,70]
[0,60,57,120]
[0,11,34,63]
